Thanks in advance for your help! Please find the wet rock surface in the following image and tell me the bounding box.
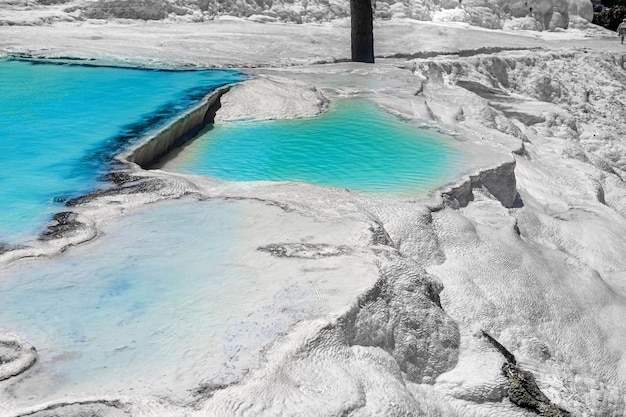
[38,212,86,242]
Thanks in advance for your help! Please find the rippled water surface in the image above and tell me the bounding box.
[162,99,463,195]
[0,59,245,243]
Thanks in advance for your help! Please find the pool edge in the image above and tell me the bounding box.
[122,86,231,168]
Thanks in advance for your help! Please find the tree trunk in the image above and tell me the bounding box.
[351,0,374,63]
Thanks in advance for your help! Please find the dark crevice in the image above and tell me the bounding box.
[481,330,571,417]
[481,329,516,364]
[511,192,525,208]
[65,176,166,207]
[38,211,86,242]
[503,363,571,417]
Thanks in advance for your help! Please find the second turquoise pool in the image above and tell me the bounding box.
[161,99,463,196]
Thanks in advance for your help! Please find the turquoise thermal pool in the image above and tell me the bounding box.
[161,99,463,195]
[0,59,245,244]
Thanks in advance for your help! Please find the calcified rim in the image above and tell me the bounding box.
[0,335,37,383]
[120,86,235,168]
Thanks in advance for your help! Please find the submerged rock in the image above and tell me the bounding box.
[39,211,86,241]
[481,330,572,416]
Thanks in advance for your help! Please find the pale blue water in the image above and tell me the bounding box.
[0,198,316,399]
[165,99,462,195]
[0,199,241,395]
[0,59,245,244]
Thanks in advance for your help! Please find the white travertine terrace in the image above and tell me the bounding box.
[1,6,626,417]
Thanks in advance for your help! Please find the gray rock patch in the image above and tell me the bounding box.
[257,243,351,259]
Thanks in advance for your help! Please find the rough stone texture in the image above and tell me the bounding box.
[415,51,626,185]
[201,254,462,416]
[257,243,351,258]
[38,211,86,241]
[2,0,593,30]
[481,331,571,416]
[340,258,460,384]
[503,363,572,417]
[442,160,518,209]
[1,20,626,417]
[368,222,395,247]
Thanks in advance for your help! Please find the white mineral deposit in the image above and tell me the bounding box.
[1,1,625,416]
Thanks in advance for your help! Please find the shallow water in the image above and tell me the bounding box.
[0,198,309,401]
[0,196,376,406]
[0,59,245,244]
[161,99,463,196]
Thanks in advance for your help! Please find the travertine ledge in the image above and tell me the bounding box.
[124,86,230,168]
[441,159,518,209]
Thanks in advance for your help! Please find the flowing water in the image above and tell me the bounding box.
[0,59,245,244]
[160,99,463,196]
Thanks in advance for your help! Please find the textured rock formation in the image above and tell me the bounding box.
[503,363,572,417]
[6,0,595,30]
[340,258,460,384]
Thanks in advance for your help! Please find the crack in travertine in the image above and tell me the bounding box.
[481,330,571,416]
